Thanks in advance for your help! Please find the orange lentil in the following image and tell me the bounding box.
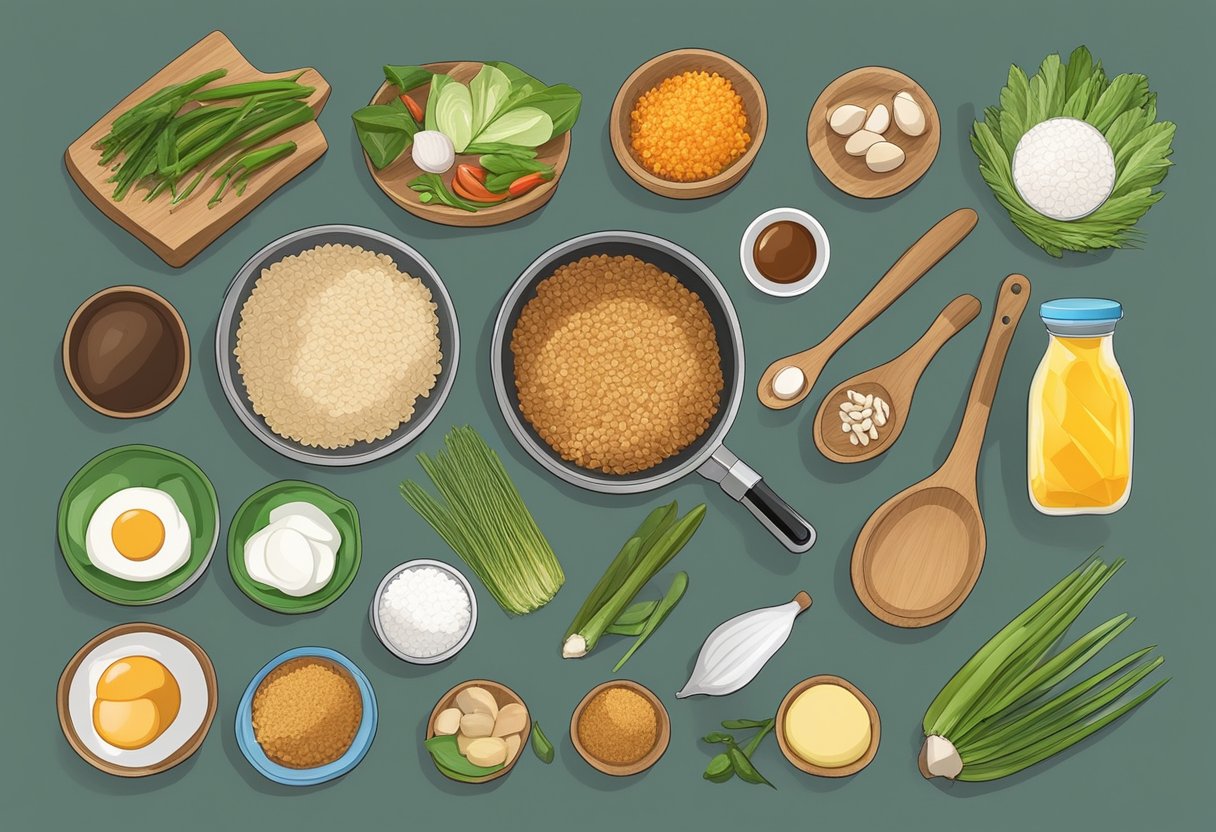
[630,71,751,182]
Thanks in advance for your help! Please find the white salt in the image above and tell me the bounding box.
[378,566,471,658]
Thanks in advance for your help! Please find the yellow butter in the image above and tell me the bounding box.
[784,683,870,768]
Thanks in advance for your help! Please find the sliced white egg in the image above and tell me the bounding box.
[85,487,191,582]
[269,501,340,545]
[243,500,341,597]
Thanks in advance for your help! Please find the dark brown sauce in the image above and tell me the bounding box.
[68,293,185,414]
[752,221,817,284]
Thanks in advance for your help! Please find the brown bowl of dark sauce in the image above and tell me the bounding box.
[740,208,830,297]
[63,285,189,418]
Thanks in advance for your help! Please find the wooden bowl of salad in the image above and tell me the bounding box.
[358,61,577,227]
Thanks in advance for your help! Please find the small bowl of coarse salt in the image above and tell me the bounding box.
[370,560,477,664]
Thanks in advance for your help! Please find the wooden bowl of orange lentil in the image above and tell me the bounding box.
[610,49,767,199]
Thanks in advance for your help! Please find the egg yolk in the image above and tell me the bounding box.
[92,656,181,750]
[110,509,165,561]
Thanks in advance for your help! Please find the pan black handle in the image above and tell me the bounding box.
[698,446,816,553]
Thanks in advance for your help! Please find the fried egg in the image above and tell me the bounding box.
[85,487,190,581]
[67,630,211,769]
[244,501,341,597]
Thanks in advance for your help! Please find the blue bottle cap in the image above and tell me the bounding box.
[1040,298,1123,323]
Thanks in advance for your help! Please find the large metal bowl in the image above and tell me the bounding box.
[216,225,459,466]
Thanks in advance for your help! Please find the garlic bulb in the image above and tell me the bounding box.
[412,130,455,174]
[676,591,811,698]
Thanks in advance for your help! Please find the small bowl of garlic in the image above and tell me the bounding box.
[807,66,940,199]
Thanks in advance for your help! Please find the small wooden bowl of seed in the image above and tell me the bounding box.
[425,680,530,784]
[610,48,767,199]
[570,680,670,776]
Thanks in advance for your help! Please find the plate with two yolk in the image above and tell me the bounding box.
[58,623,217,776]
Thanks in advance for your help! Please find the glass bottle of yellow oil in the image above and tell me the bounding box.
[1028,299,1132,515]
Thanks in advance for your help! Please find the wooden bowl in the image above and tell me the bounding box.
[62,285,189,418]
[425,679,530,784]
[610,49,767,199]
[570,680,670,776]
[807,66,940,199]
[57,623,217,777]
[364,62,571,227]
[775,675,880,778]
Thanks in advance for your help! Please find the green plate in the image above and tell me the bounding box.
[227,480,362,614]
[57,444,219,606]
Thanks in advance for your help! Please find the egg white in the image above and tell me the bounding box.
[85,487,191,581]
[244,501,340,597]
[67,632,209,769]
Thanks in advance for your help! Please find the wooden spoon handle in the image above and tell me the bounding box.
[944,274,1031,476]
[819,208,978,355]
[886,293,982,385]
[758,208,977,409]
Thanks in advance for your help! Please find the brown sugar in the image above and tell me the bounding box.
[251,657,362,769]
[577,686,658,765]
[510,254,723,475]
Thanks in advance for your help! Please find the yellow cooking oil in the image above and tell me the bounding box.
[1028,299,1132,515]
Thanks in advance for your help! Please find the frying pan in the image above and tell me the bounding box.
[490,231,816,553]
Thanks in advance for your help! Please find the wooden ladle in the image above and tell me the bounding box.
[757,207,977,410]
[813,294,981,463]
[850,274,1030,628]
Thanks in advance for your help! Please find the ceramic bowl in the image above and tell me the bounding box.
[369,559,477,664]
[740,207,830,297]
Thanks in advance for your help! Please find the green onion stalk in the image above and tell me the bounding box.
[919,557,1167,782]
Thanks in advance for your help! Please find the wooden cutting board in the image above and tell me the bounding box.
[65,31,330,267]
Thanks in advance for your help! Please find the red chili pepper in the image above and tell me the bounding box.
[507,172,548,197]
[399,93,424,122]
[452,164,507,203]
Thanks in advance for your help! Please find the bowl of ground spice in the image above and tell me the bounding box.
[571,681,669,776]
[610,48,767,199]
[63,285,189,418]
[236,648,377,786]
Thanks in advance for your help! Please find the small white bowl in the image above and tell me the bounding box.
[740,207,830,297]
[369,559,477,664]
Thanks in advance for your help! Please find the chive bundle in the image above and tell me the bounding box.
[920,557,1167,782]
[94,68,315,208]
[400,426,563,615]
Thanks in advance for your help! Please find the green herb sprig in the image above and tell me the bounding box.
[971,46,1175,256]
[702,718,776,787]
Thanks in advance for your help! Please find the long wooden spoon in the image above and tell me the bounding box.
[757,207,977,410]
[814,294,981,463]
[850,274,1030,628]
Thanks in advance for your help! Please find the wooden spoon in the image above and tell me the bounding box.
[758,208,977,410]
[813,294,981,463]
[850,274,1030,628]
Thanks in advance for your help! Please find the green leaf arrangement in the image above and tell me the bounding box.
[920,557,1168,782]
[971,46,1176,256]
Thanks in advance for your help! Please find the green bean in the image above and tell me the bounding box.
[727,746,775,788]
[188,77,311,102]
[208,141,296,207]
[530,722,554,764]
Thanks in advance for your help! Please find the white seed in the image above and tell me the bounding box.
[869,426,879,440]
[841,421,851,433]
[874,408,887,427]
[859,408,873,419]
[849,390,865,404]
[866,141,906,173]
[893,91,926,137]
[846,129,885,156]
[858,431,870,446]
[839,410,852,423]
[865,104,890,134]
[861,418,873,431]
[850,433,859,445]
[829,104,867,136]
[864,394,873,408]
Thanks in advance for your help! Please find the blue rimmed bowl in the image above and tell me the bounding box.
[235,647,377,786]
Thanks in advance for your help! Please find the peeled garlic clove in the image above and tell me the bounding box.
[864,104,890,134]
[893,91,926,137]
[828,104,867,136]
[434,707,462,736]
[866,141,906,173]
[845,129,885,156]
[465,737,508,768]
